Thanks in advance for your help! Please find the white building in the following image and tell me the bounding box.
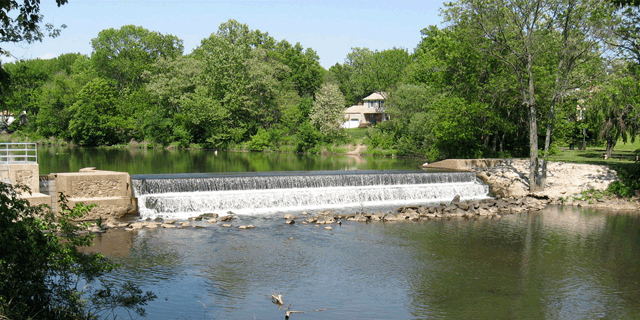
[341,92,388,129]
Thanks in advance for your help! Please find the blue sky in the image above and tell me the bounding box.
[2,0,445,69]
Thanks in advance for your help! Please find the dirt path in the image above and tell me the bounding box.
[346,144,367,155]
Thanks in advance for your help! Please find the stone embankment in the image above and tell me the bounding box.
[425,158,639,212]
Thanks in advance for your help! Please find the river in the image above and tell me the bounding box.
[42,148,640,319]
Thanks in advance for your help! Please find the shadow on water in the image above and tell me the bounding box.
[91,206,640,319]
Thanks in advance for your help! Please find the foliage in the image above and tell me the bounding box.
[91,25,183,90]
[310,82,346,141]
[0,183,155,319]
[0,0,68,56]
[585,65,640,158]
[329,47,411,105]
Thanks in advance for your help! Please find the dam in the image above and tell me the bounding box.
[131,170,490,220]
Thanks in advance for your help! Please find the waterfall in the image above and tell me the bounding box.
[131,170,489,219]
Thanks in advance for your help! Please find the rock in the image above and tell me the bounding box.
[324,226,333,230]
[219,215,235,222]
[181,221,190,227]
[318,210,334,216]
[383,213,400,221]
[161,223,176,228]
[130,222,144,230]
[451,195,461,203]
[246,225,255,229]
[239,225,247,229]
[306,216,317,223]
[370,211,385,221]
[189,216,202,221]
[207,218,218,223]
[301,211,309,215]
[88,226,104,233]
[284,214,297,220]
[165,219,176,224]
[316,216,336,224]
[454,202,470,211]
[200,213,219,218]
[222,223,232,228]
[285,220,295,225]
[347,213,368,222]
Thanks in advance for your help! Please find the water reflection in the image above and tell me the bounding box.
[38,147,423,175]
[94,206,640,319]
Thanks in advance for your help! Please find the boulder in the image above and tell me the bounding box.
[219,215,235,222]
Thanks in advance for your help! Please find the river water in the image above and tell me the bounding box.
[41,148,640,319]
[89,206,640,319]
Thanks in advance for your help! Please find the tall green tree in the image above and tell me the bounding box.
[330,47,411,105]
[91,25,183,90]
[67,78,125,145]
[444,0,613,191]
[310,82,346,140]
[586,65,640,157]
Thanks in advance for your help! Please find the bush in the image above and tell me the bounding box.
[0,184,156,319]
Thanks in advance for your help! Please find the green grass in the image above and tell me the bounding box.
[344,128,368,144]
[549,141,640,198]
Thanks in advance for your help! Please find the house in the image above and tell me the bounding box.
[341,92,388,129]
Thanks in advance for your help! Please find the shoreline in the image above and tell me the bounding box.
[425,158,640,212]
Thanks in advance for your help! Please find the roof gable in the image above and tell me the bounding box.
[363,92,387,101]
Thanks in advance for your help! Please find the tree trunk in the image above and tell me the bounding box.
[529,103,540,192]
[605,138,616,159]
[540,99,556,188]
[527,54,541,192]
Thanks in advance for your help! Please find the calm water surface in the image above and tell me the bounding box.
[37,147,423,174]
[91,206,640,319]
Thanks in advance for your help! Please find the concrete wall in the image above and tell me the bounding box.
[422,159,507,171]
[5,163,39,192]
[49,169,138,220]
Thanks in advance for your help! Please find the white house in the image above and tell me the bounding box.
[341,92,388,129]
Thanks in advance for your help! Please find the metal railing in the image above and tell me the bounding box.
[0,143,37,163]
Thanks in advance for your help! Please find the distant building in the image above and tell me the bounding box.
[341,92,388,129]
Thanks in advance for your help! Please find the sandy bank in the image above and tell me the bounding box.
[425,159,640,211]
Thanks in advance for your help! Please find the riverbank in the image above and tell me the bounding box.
[426,159,640,212]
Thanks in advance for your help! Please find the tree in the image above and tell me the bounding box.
[91,25,183,90]
[0,0,68,57]
[0,183,155,319]
[68,78,124,145]
[586,65,640,158]
[331,47,411,106]
[310,82,346,140]
[444,0,612,191]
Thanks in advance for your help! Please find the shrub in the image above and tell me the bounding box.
[0,184,155,319]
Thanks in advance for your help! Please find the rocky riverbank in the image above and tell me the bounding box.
[472,159,639,211]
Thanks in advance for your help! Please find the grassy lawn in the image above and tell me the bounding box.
[549,141,640,178]
[344,128,368,144]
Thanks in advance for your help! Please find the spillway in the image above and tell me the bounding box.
[131,170,489,219]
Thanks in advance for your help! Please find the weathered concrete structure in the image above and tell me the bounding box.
[48,168,138,220]
[422,159,506,171]
[1,143,137,220]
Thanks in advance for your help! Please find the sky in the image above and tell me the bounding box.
[1,0,446,69]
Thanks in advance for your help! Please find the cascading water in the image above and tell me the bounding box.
[131,170,490,220]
